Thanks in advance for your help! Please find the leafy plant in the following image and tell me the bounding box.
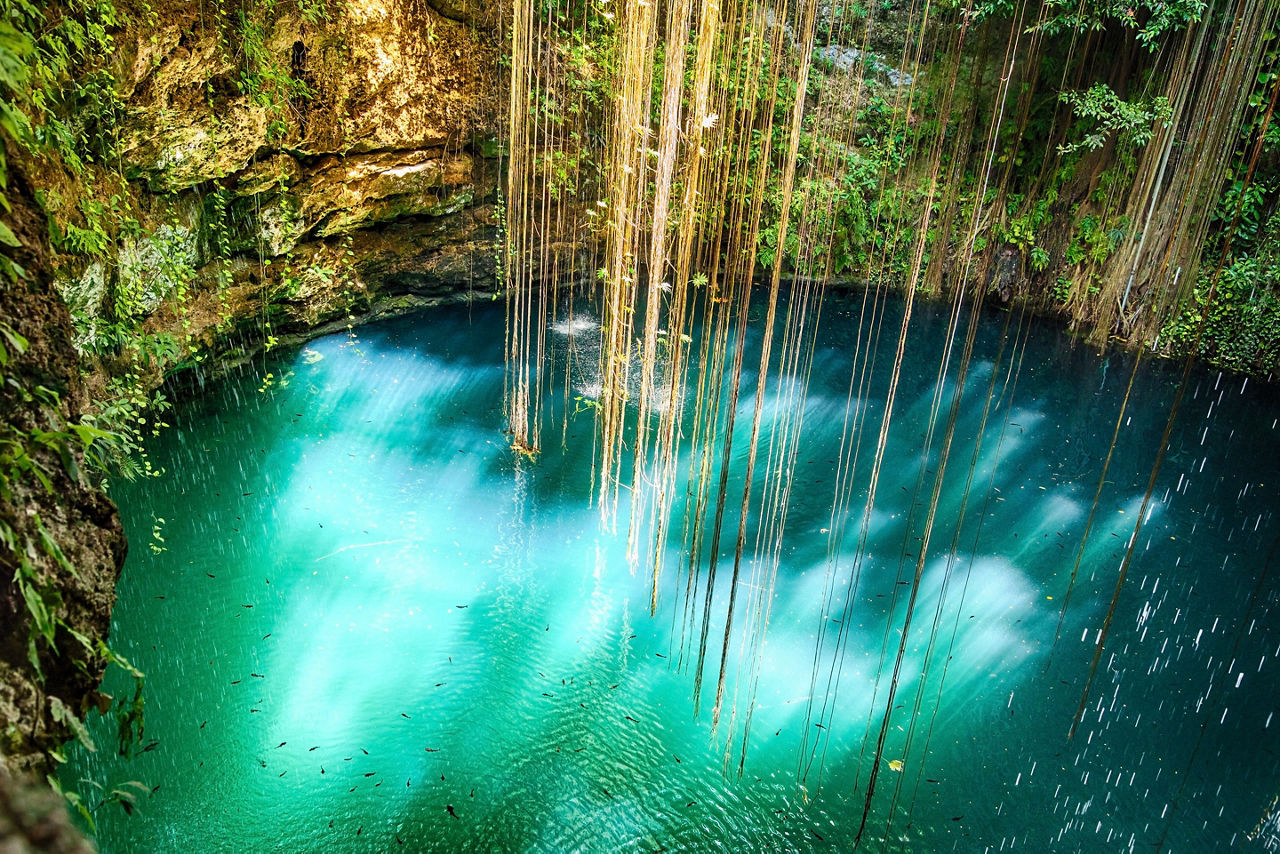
[1057,84,1172,155]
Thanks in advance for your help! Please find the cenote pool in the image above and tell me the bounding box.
[63,292,1279,851]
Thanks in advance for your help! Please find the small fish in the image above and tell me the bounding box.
[364,772,376,777]
[952,815,964,821]
[446,805,459,820]
[309,746,319,751]
[425,748,440,752]
[401,713,411,719]
[276,741,287,748]
[263,633,272,639]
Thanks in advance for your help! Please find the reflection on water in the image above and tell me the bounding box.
[64,294,1280,852]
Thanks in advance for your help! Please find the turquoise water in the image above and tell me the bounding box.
[64,293,1280,851]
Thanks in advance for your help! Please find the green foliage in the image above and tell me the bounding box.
[749,58,912,278]
[1212,179,1271,252]
[0,320,138,700]
[1065,213,1128,266]
[0,2,35,283]
[1162,200,1280,374]
[90,368,170,482]
[1034,0,1207,51]
[534,149,588,200]
[758,149,879,276]
[1160,256,1280,374]
[997,193,1055,271]
[49,695,95,753]
[215,0,320,142]
[8,0,131,174]
[1057,83,1172,155]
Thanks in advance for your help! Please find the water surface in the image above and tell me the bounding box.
[65,293,1280,851]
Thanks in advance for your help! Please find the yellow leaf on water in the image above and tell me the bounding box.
[888,759,903,772]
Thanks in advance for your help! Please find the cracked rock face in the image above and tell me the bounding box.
[229,149,479,255]
[117,0,498,193]
[56,0,504,365]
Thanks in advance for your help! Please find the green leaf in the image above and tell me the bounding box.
[49,695,96,753]
[0,219,19,248]
[18,576,54,644]
[36,514,79,578]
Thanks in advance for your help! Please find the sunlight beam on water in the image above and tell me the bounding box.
[62,297,1280,852]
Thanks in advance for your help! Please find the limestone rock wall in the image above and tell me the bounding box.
[0,167,127,774]
[59,0,504,370]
